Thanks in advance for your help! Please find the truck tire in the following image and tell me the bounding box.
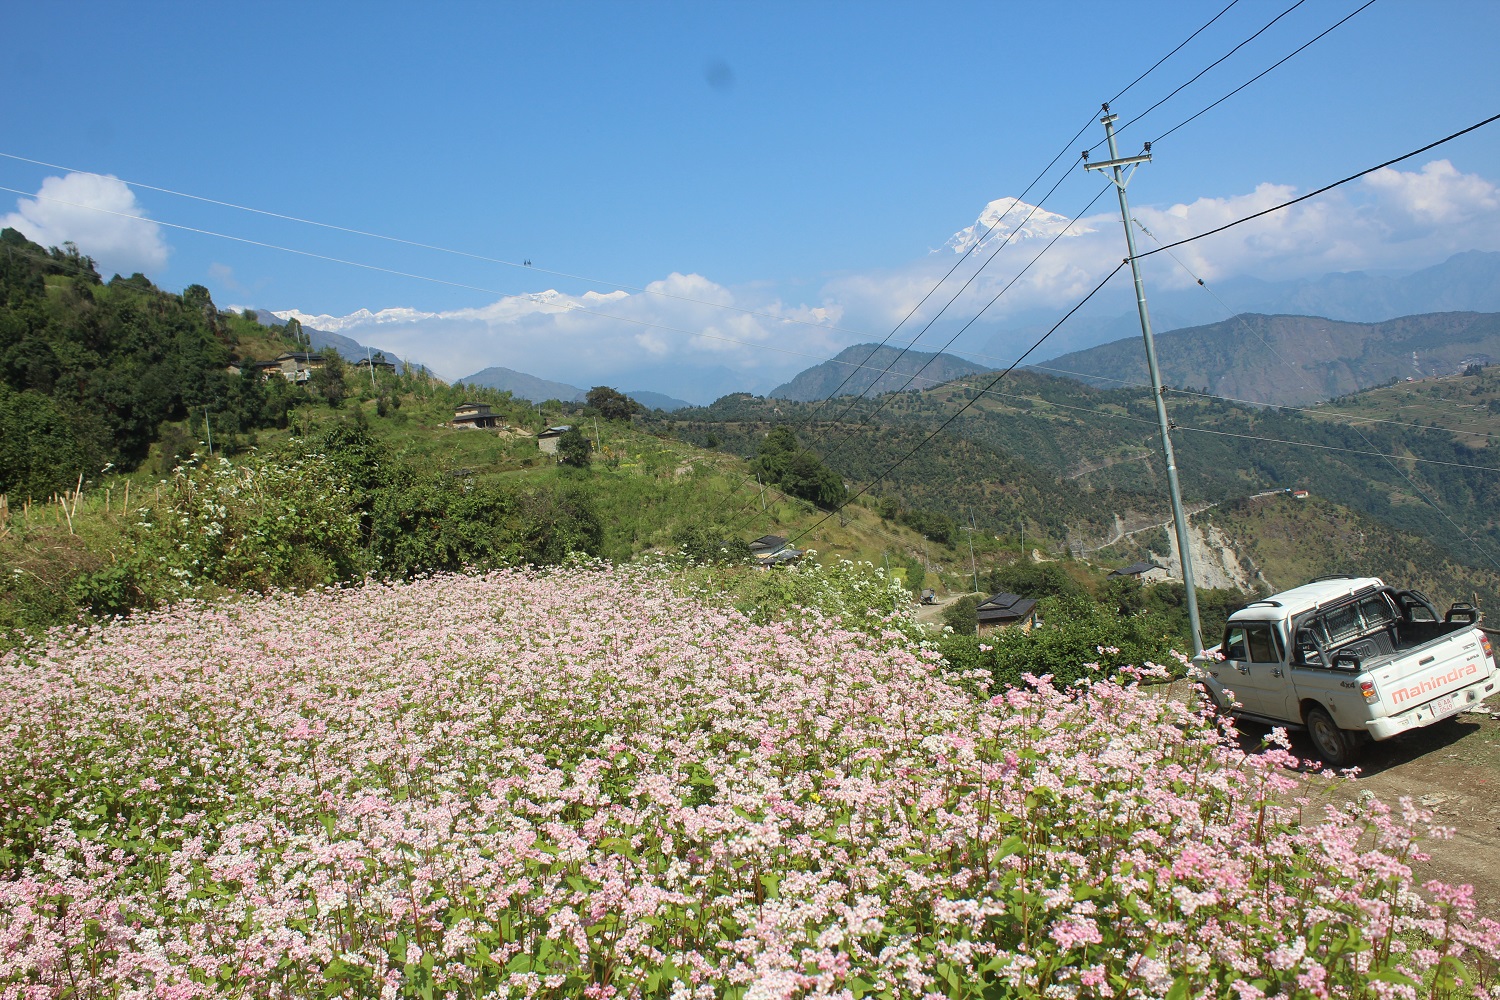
[1305,705,1363,767]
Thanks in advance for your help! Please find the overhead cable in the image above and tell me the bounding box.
[786,262,1129,547]
[1088,0,1312,153]
[1138,110,1500,259]
[1151,0,1380,145]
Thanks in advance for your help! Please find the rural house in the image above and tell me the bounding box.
[1108,560,1169,584]
[749,534,803,566]
[537,425,573,454]
[268,352,324,383]
[975,592,1038,634]
[450,402,499,429]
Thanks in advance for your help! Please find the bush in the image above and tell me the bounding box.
[732,557,920,641]
[939,594,1182,690]
[942,593,979,633]
[557,426,592,468]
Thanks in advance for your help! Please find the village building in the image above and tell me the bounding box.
[450,403,499,430]
[975,592,1039,634]
[1108,560,1170,584]
[748,534,803,566]
[266,352,324,383]
[537,425,573,454]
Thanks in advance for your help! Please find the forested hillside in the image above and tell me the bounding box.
[651,362,1500,607]
[0,228,309,498]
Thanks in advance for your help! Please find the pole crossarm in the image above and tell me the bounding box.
[1083,153,1152,173]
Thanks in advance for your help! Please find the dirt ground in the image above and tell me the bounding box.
[1258,708,1500,917]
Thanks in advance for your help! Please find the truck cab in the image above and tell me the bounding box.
[1202,576,1498,764]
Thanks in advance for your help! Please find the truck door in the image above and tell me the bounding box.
[1219,622,1290,719]
[1286,622,1365,731]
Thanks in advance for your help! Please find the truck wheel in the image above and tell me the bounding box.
[1305,705,1363,767]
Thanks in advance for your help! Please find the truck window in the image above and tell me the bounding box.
[1223,627,1248,661]
[1246,624,1278,663]
[1323,604,1362,646]
[1357,595,1395,630]
[1295,627,1326,667]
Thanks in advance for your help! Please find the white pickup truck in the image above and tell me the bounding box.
[1201,575,1498,765]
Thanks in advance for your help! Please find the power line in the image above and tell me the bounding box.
[758,0,1270,486]
[1088,0,1312,154]
[1108,0,1244,105]
[0,151,876,346]
[1138,110,1500,259]
[812,183,1115,469]
[0,182,976,379]
[1128,219,1500,574]
[1151,0,1380,145]
[786,262,1129,547]
[1035,362,1500,442]
[705,110,1500,537]
[1170,423,1500,473]
[705,126,1105,533]
[715,177,1113,537]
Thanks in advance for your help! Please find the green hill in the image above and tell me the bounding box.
[654,360,1500,611]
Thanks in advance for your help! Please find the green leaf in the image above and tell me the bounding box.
[1165,976,1190,1000]
[1366,968,1421,988]
[992,835,1025,864]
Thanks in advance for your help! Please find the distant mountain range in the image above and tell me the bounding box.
[769,344,991,401]
[457,366,693,411]
[1039,310,1500,405]
[1011,251,1500,362]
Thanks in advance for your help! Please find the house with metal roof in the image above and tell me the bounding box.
[1108,560,1169,583]
[976,592,1038,634]
[537,425,574,454]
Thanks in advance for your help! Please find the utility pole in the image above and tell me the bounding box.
[204,407,213,458]
[966,508,979,594]
[1083,105,1204,657]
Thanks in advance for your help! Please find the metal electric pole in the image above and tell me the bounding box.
[1083,105,1204,657]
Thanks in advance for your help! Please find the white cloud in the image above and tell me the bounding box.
[275,159,1500,402]
[1363,158,1500,232]
[2,173,169,276]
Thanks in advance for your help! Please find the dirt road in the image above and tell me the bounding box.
[1312,710,1500,915]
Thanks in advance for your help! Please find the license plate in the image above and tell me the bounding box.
[1432,694,1456,718]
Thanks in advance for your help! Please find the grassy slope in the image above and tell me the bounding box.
[0,384,956,645]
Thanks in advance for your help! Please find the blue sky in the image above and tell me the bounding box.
[3,1,1499,399]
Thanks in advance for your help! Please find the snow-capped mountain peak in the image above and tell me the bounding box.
[271,306,441,332]
[938,197,1093,254]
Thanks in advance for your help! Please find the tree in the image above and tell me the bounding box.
[311,351,347,408]
[986,561,1084,600]
[942,594,980,633]
[753,426,845,509]
[586,386,641,422]
[557,426,592,467]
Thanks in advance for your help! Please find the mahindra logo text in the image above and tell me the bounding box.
[1388,662,1479,708]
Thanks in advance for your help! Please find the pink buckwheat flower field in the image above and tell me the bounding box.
[2,563,1497,998]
